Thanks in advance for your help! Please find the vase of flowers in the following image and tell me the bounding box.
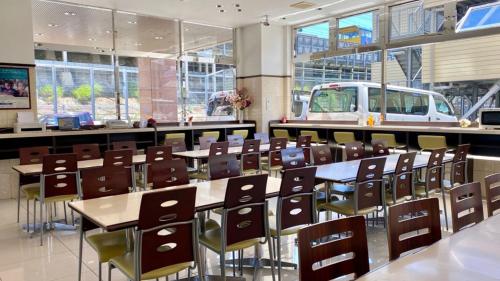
[226,88,252,124]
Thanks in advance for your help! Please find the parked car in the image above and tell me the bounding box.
[307,82,457,123]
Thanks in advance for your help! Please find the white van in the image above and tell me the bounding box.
[306,82,457,123]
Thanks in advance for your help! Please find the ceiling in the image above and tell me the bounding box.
[47,0,386,27]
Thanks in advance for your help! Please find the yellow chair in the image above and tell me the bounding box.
[372,133,406,152]
[417,135,447,152]
[300,130,325,143]
[202,131,220,141]
[273,129,295,141]
[165,133,185,140]
[333,132,356,144]
[232,129,249,139]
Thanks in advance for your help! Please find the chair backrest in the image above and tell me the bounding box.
[281,147,306,170]
[19,146,49,186]
[278,167,317,231]
[242,139,260,154]
[201,131,220,141]
[451,144,470,186]
[103,149,134,187]
[485,173,500,217]
[311,145,333,165]
[41,153,79,199]
[372,133,397,148]
[393,152,417,200]
[232,129,249,139]
[199,136,217,150]
[208,154,241,180]
[165,138,187,153]
[254,132,270,144]
[137,186,197,275]
[371,139,390,157]
[388,198,441,260]
[151,158,190,189]
[269,137,288,151]
[273,129,290,140]
[296,135,312,148]
[345,141,365,161]
[333,131,355,144]
[112,141,137,155]
[300,131,320,143]
[209,141,229,156]
[298,216,369,280]
[227,135,244,147]
[355,157,386,211]
[450,182,484,233]
[418,135,447,151]
[424,148,446,192]
[72,143,101,161]
[223,174,268,246]
[145,146,173,184]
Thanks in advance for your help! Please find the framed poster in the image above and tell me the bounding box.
[0,65,31,109]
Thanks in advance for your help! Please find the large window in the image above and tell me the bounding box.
[338,12,376,48]
[368,87,429,115]
[309,87,358,113]
[295,22,329,55]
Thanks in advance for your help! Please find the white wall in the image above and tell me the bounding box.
[0,0,35,65]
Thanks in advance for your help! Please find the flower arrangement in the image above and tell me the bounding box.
[226,88,252,110]
[459,118,471,128]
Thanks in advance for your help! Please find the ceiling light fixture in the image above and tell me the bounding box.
[48,23,59,27]
[135,42,142,46]
[34,33,44,36]
[105,30,112,34]
[235,4,240,7]
[154,36,164,40]
[237,9,242,12]
[219,9,225,13]
[275,0,345,20]
[216,4,222,8]
[88,38,96,41]
[127,20,137,24]
[64,11,77,16]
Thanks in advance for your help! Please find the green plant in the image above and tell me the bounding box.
[38,85,63,101]
[71,83,103,104]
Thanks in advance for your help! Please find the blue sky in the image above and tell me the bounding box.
[298,12,374,39]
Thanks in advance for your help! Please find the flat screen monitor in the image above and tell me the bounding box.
[58,117,80,131]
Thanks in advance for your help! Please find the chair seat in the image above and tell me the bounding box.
[21,183,40,200]
[86,230,127,263]
[110,252,191,280]
[268,216,305,237]
[385,193,409,206]
[261,163,282,171]
[189,171,208,181]
[318,199,377,216]
[199,219,261,252]
[242,169,259,175]
[35,194,78,204]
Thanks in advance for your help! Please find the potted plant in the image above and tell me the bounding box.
[226,88,252,124]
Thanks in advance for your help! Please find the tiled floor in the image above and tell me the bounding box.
[0,194,458,281]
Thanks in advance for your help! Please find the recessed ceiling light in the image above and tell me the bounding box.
[88,38,96,41]
[282,17,287,20]
[235,4,240,7]
[127,20,137,24]
[48,23,59,27]
[185,28,190,31]
[237,8,242,12]
[34,33,44,36]
[216,4,222,8]
[64,11,77,16]
[135,42,142,46]
[219,9,225,13]
[154,36,164,40]
[105,30,112,34]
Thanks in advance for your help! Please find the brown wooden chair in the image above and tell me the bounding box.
[297,216,369,280]
[387,152,417,206]
[78,166,130,280]
[37,153,80,246]
[142,146,173,189]
[72,143,101,161]
[270,166,317,281]
[345,141,365,161]
[109,186,201,281]
[445,144,470,189]
[281,147,306,170]
[209,141,229,157]
[254,132,270,144]
[450,182,484,233]
[318,157,387,225]
[296,135,312,165]
[208,154,241,180]
[17,146,49,230]
[311,145,333,165]
[103,149,135,191]
[414,148,449,229]
[388,198,441,260]
[112,141,137,155]
[165,138,187,153]
[199,136,217,150]
[227,134,244,147]
[263,137,288,176]
[371,139,390,157]
[152,158,190,189]
[199,174,276,280]
[485,173,500,217]
[241,139,261,174]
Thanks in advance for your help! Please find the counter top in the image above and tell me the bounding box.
[0,123,255,139]
[271,122,500,135]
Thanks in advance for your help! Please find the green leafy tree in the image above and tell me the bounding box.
[38,85,63,102]
[71,83,103,104]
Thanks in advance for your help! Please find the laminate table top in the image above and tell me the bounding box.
[315,154,453,183]
[68,176,282,232]
[357,214,500,281]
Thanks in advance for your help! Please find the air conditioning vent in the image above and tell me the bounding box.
[290,1,316,9]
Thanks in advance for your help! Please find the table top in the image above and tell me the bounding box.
[357,214,500,281]
[68,176,282,231]
[315,154,453,182]
[12,154,147,176]
[172,144,275,159]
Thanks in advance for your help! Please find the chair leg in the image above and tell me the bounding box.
[33,199,36,236]
[17,186,21,223]
[219,251,226,280]
[276,235,282,281]
[40,201,44,246]
[108,263,112,281]
[441,189,449,231]
[63,201,68,225]
[26,199,30,233]
[232,251,236,276]
[98,263,102,281]
[267,238,276,281]
[78,227,84,281]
